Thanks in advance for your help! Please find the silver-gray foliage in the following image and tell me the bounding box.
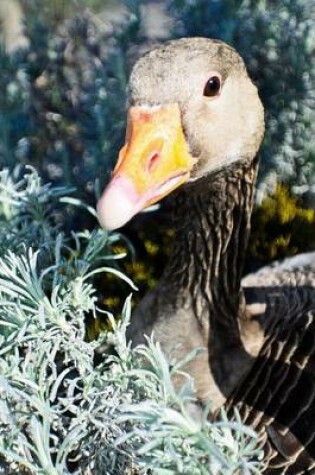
[0,168,264,474]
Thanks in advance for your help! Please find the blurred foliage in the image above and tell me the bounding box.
[248,184,315,265]
[0,0,141,207]
[169,0,315,192]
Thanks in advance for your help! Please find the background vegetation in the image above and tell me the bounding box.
[0,0,314,472]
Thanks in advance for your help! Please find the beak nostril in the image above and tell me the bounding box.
[147,152,161,173]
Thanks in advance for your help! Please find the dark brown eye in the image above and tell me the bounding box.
[203,76,221,97]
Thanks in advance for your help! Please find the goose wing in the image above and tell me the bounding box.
[226,253,315,473]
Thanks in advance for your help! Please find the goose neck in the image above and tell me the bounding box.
[164,156,258,329]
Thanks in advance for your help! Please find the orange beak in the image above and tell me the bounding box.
[97,103,195,230]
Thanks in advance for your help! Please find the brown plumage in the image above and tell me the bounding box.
[97,38,315,473]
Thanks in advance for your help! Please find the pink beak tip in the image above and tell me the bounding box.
[97,176,140,231]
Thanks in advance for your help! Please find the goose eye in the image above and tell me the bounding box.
[203,76,221,97]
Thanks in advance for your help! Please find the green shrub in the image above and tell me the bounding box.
[248,184,315,264]
[0,0,141,202]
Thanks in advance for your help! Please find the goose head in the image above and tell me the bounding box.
[97,37,265,230]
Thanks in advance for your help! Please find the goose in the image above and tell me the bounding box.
[97,38,315,473]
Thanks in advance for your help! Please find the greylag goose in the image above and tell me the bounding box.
[97,38,315,473]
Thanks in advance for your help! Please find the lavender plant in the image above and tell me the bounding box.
[0,168,264,474]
